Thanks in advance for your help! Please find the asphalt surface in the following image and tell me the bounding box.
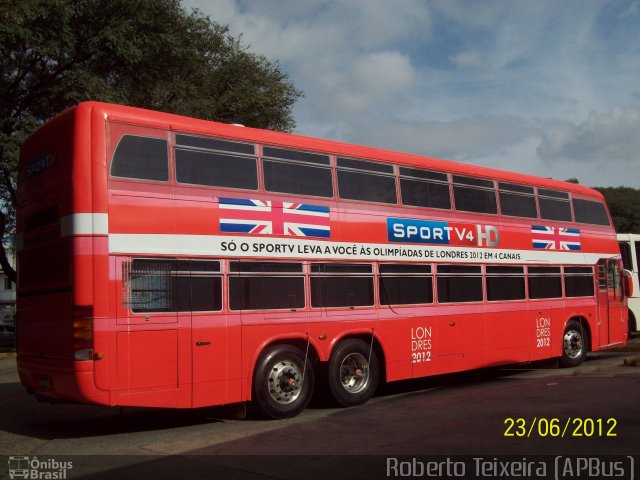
[1,337,639,479]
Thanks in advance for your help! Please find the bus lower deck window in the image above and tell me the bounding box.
[310,263,374,308]
[528,266,562,299]
[436,265,483,303]
[228,261,304,310]
[379,264,433,305]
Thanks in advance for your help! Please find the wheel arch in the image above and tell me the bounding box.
[328,332,387,384]
[266,337,322,365]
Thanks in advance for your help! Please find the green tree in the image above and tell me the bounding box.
[0,0,302,282]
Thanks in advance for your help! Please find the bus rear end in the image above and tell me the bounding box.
[16,105,109,404]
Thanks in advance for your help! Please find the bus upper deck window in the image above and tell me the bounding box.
[573,198,610,226]
[263,146,333,198]
[399,167,451,210]
[111,135,169,181]
[498,182,537,218]
[174,134,258,190]
[538,188,571,222]
[452,175,497,215]
[336,157,397,204]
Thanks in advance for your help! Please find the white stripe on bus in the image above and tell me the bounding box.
[108,233,617,265]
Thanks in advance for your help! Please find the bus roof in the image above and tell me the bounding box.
[39,101,604,200]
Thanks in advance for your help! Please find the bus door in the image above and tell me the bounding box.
[114,257,181,404]
[185,260,232,408]
[432,265,486,373]
[596,259,626,346]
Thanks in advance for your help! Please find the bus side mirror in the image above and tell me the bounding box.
[622,269,633,298]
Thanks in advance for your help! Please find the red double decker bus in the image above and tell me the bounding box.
[16,102,628,418]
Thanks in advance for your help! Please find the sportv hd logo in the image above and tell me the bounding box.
[387,218,500,247]
[8,457,73,479]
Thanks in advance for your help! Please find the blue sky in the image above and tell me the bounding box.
[184,0,640,187]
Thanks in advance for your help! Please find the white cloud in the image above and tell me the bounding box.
[450,51,487,71]
[186,0,431,61]
[352,52,415,93]
[326,52,416,113]
[343,115,532,160]
[185,0,424,120]
[183,0,640,187]
[537,102,640,164]
[621,0,640,17]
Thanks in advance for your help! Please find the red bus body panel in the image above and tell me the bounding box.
[16,102,626,408]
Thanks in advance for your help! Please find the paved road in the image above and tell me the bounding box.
[1,341,638,479]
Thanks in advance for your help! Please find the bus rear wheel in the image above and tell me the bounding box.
[560,321,588,368]
[252,345,314,419]
[328,339,379,407]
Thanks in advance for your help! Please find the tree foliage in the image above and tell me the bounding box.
[0,0,302,281]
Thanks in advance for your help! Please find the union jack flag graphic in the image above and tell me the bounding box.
[531,225,581,251]
[219,198,330,238]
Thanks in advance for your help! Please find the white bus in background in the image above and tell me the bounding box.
[618,233,640,333]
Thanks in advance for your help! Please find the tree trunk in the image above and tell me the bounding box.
[0,210,16,284]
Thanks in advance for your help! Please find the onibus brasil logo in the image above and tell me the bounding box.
[8,457,73,479]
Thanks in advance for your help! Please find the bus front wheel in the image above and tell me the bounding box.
[560,321,588,368]
[328,339,379,407]
[252,344,314,419]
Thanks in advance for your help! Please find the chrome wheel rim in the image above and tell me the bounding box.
[340,353,370,394]
[563,329,584,359]
[268,360,303,404]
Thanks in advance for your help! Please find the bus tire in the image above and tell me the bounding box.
[252,344,314,419]
[560,320,588,368]
[328,339,379,407]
